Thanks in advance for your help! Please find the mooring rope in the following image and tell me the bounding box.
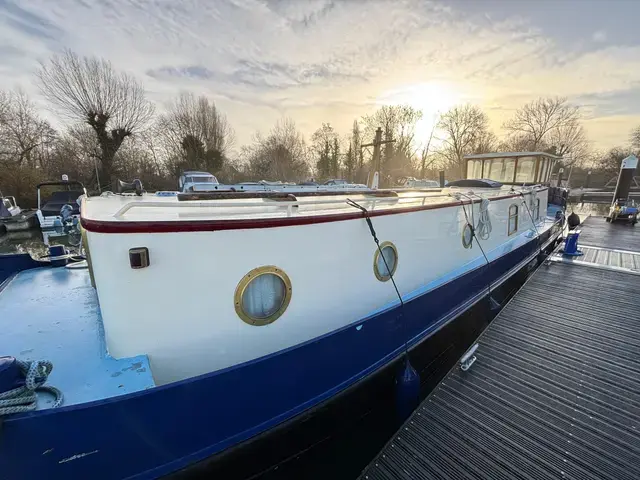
[0,360,63,416]
[454,192,500,310]
[346,199,410,357]
[519,190,543,259]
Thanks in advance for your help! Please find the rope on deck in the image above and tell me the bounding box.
[0,360,63,416]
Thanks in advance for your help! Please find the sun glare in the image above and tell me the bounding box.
[377,82,461,148]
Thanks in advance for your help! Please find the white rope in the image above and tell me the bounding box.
[0,360,63,416]
[476,198,492,240]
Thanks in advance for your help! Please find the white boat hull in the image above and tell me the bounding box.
[82,188,549,384]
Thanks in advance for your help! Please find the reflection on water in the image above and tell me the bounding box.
[569,202,610,217]
[0,227,81,259]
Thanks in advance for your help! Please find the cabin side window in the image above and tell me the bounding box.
[508,204,518,235]
[534,198,541,221]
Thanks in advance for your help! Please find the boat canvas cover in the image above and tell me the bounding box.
[40,191,83,217]
[0,199,11,218]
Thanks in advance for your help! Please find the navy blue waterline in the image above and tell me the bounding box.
[0,227,556,479]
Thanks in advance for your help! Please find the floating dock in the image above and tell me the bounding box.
[361,216,640,480]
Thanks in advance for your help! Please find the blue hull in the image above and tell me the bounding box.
[0,226,560,479]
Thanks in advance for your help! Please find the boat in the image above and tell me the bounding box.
[179,170,369,193]
[35,176,86,229]
[397,177,441,188]
[0,193,38,232]
[178,170,220,192]
[0,153,565,479]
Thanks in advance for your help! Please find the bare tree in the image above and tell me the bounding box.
[351,119,364,169]
[242,118,309,182]
[0,89,56,167]
[362,105,423,178]
[311,123,337,179]
[157,93,235,176]
[630,125,640,152]
[419,118,438,178]
[503,97,582,151]
[437,104,491,177]
[597,147,634,179]
[36,49,154,188]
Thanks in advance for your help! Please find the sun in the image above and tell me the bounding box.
[377,81,461,148]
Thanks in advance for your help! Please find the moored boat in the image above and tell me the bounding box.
[0,154,565,479]
[0,193,38,232]
[35,176,86,229]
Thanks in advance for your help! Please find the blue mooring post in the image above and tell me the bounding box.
[563,230,583,257]
[395,355,420,422]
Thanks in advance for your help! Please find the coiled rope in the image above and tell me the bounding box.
[476,197,492,240]
[519,190,543,258]
[0,360,63,416]
[453,192,500,310]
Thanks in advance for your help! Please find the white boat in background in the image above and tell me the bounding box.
[0,192,38,232]
[35,176,86,229]
[0,194,20,218]
[178,170,369,193]
[398,177,441,188]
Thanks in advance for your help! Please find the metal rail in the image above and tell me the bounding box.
[111,193,460,218]
[111,188,541,219]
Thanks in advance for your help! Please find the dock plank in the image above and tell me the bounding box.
[360,261,640,480]
[578,216,640,251]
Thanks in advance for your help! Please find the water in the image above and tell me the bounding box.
[568,202,609,217]
[0,227,81,258]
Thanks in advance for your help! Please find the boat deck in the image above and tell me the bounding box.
[360,217,640,480]
[0,267,155,409]
[82,186,538,224]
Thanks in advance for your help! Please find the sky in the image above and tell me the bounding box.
[1,0,640,152]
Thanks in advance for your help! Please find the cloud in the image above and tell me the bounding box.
[593,30,607,42]
[0,0,638,149]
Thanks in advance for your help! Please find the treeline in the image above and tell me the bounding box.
[1,49,639,207]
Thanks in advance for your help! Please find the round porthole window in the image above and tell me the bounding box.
[373,241,398,282]
[462,224,473,249]
[234,266,292,326]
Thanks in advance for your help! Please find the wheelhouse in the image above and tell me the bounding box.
[464,152,562,185]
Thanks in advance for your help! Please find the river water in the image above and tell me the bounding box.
[0,227,80,257]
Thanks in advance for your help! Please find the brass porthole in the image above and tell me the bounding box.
[462,223,473,249]
[373,241,398,282]
[234,266,292,326]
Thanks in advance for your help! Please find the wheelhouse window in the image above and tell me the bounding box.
[498,158,515,183]
[534,198,541,221]
[467,159,482,178]
[508,204,518,235]
[189,176,217,183]
[515,157,536,183]
[537,159,548,183]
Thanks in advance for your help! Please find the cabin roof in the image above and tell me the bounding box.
[181,171,215,176]
[80,185,547,231]
[464,151,563,160]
